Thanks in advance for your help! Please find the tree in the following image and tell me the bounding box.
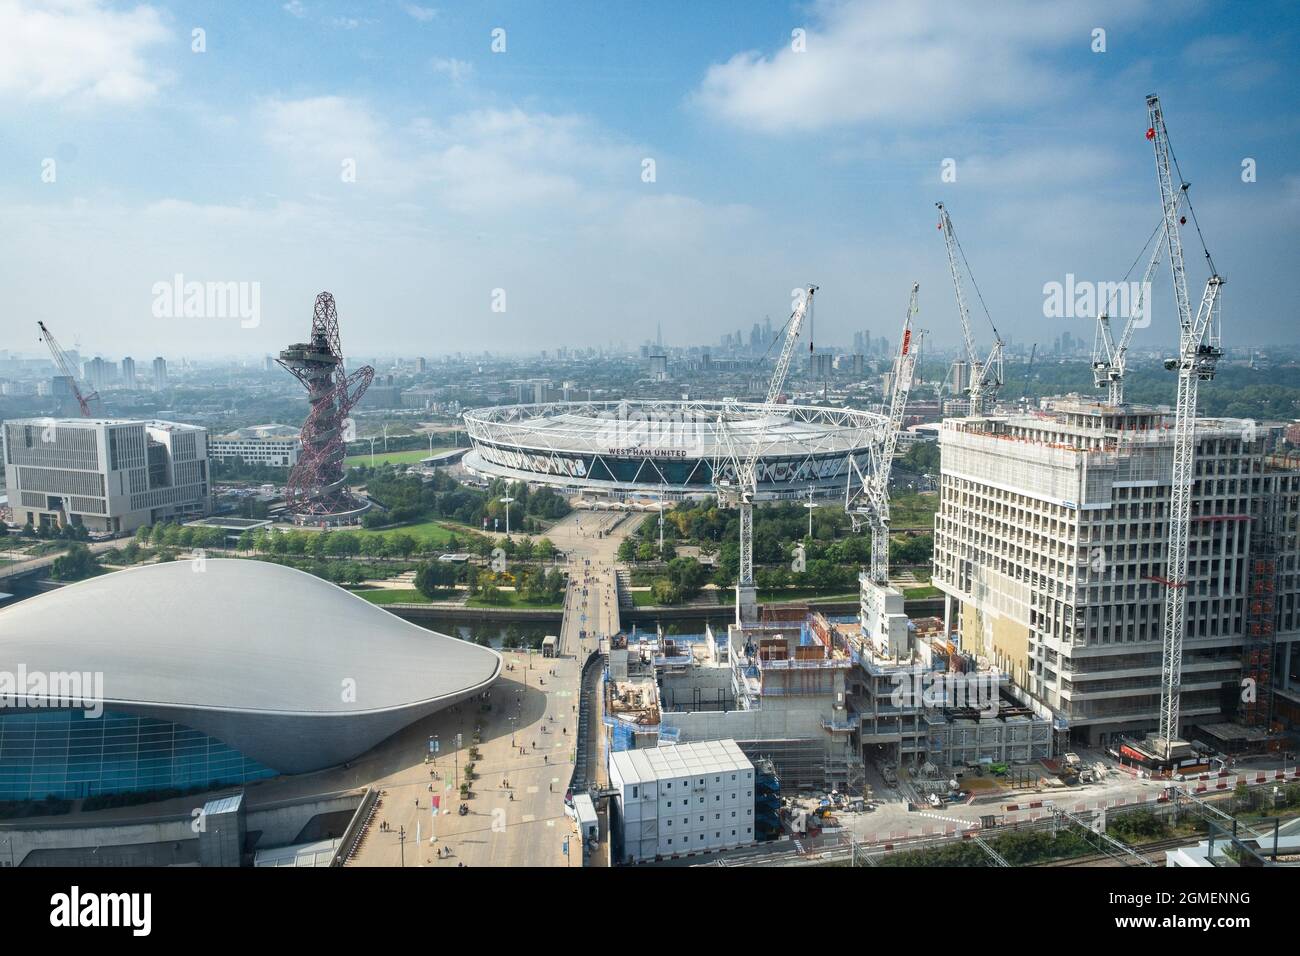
[389,533,418,558]
[414,561,457,598]
[51,543,97,581]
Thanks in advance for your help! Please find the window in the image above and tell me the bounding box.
[631,786,638,798]
[666,800,672,807]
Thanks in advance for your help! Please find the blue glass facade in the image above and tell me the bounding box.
[0,709,276,800]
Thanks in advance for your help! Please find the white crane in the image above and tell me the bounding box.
[846,282,924,584]
[714,286,817,622]
[936,203,1003,415]
[1091,205,1182,405]
[1147,93,1224,761]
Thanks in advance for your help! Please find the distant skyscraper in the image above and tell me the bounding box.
[121,356,136,389]
[152,356,168,390]
[85,357,113,391]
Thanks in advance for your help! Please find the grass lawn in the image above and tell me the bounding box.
[353,519,469,548]
[465,593,564,610]
[354,588,438,605]
[631,590,659,607]
[758,588,859,604]
[345,448,447,468]
[889,492,939,529]
[903,584,941,599]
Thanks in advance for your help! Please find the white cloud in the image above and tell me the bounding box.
[953,146,1123,189]
[283,1,306,18]
[403,4,437,21]
[430,57,473,85]
[0,0,170,105]
[692,0,1147,133]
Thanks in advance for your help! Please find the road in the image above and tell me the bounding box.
[349,506,635,867]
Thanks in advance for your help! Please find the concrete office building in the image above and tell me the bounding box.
[208,433,301,468]
[608,739,755,863]
[3,417,211,533]
[932,399,1300,749]
[121,356,137,389]
[152,356,168,389]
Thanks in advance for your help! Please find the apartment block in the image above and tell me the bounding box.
[932,399,1300,748]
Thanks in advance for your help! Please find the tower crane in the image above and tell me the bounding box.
[1147,93,1224,761]
[1020,342,1037,408]
[714,285,817,623]
[1091,207,1180,405]
[36,321,96,417]
[846,282,924,585]
[936,203,1004,415]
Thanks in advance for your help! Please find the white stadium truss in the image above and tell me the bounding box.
[461,400,889,500]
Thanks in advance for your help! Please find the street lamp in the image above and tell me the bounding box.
[804,485,816,538]
[500,496,515,536]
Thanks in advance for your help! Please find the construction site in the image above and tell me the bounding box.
[598,94,1298,823]
[928,95,1300,775]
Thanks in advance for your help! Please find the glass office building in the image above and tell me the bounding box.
[0,709,276,800]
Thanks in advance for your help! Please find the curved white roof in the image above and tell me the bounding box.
[0,559,501,716]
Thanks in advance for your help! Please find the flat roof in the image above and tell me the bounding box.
[609,739,753,788]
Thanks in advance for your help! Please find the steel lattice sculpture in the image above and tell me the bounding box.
[278,292,374,520]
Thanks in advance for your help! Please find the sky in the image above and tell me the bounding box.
[0,0,1296,360]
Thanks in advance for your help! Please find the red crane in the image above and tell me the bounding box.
[37,321,97,417]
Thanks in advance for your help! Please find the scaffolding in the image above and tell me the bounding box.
[1241,535,1277,730]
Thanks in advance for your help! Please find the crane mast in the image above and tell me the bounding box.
[37,321,96,417]
[715,285,817,623]
[936,203,1003,414]
[1147,93,1225,760]
[847,283,923,584]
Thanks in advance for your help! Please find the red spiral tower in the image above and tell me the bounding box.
[278,292,374,522]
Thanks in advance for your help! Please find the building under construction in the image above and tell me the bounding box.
[277,292,374,525]
[932,398,1300,755]
[603,605,1049,793]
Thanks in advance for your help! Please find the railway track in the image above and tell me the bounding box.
[1041,836,1195,867]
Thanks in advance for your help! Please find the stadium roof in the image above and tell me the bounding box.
[0,559,500,717]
